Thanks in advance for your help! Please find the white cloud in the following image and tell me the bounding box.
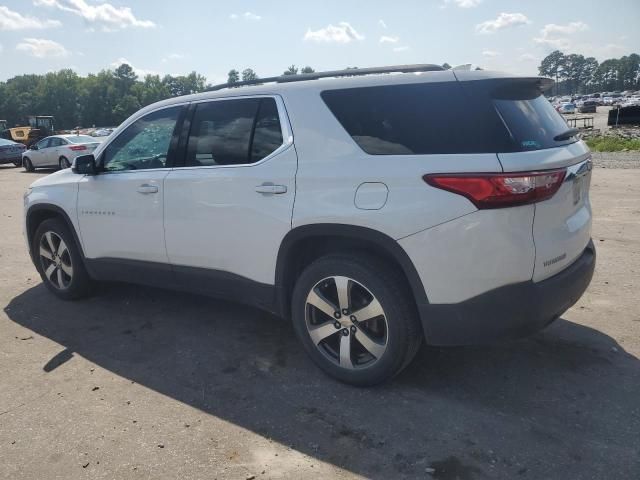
[518,53,537,62]
[16,37,69,58]
[446,0,482,7]
[533,22,588,49]
[379,35,399,44]
[304,22,364,43]
[0,5,61,30]
[482,50,500,57]
[476,12,530,34]
[0,43,3,54]
[230,12,261,21]
[378,19,387,29]
[161,53,184,63]
[393,46,410,52]
[34,0,155,30]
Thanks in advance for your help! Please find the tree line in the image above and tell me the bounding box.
[539,51,640,96]
[0,64,316,130]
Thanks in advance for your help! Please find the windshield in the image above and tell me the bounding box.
[494,94,577,151]
[66,135,96,144]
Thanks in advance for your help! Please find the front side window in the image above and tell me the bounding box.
[36,138,51,149]
[102,106,181,171]
[186,97,283,167]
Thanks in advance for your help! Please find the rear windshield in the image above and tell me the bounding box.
[67,135,96,144]
[321,80,576,155]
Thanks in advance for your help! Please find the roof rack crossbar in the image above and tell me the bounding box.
[206,64,445,92]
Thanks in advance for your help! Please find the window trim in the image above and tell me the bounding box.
[173,94,293,171]
[94,103,189,175]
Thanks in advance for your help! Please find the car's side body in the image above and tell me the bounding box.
[24,68,595,357]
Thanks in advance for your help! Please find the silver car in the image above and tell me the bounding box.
[21,135,101,172]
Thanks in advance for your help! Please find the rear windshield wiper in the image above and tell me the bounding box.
[554,128,579,141]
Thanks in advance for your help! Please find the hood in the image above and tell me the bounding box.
[30,168,83,189]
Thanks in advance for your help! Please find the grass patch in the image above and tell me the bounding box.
[585,136,640,152]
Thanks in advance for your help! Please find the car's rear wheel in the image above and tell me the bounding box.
[291,253,423,386]
[13,159,21,167]
[23,157,34,172]
[59,156,71,169]
[33,218,92,300]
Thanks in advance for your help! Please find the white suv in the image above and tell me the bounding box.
[23,65,595,386]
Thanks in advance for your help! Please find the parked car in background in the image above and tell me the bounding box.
[22,134,101,172]
[92,127,116,137]
[578,101,598,113]
[0,138,27,167]
[557,102,576,114]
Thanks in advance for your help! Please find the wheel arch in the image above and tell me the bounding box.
[275,224,428,318]
[26,204,85,261]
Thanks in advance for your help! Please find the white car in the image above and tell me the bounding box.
[23,65,595,385]
[557,102,576,114]
[22,134,101,171]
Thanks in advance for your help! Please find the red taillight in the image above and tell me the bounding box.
[69,145,87,151]
[423,169,566,209]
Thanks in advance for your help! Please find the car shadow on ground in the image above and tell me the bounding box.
[5,283,640,479]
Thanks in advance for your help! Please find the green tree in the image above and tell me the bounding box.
[283,65,298,75]
[227,69,240,84]
[539,50,565,95]
[241,68,259,82]
[300,66,315,74]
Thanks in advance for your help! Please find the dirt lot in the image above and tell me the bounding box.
[1,163,639,480]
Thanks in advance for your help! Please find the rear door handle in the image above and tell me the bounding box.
[137,184,159,194]
[255,183,287,195]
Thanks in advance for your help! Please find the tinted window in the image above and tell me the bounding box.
[37,138,51,149]
[102,106,181,171]
[251,99,283,162]
[322,83,512,155]
[494,95,576,150]
[187,99,258,166]
[49,138,64,147]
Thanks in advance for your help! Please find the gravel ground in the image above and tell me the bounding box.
[1,164,639,480]
[591,151,640,169]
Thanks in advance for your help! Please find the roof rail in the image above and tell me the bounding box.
[206,64,445,92]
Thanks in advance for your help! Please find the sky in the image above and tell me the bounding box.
[0,0,638,83]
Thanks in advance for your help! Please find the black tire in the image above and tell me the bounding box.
[291,253,423,386]
[23,157,34,172]
[33,218,92,300]
[13,160,21,167]
[59,156,71,169]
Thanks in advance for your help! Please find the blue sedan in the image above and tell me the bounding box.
[0,138,26,167]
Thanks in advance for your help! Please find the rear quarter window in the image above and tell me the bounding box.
[321,82,512,155]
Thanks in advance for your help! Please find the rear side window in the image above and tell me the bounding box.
[493,91,577,150]
[321,83,512,155]
[322,80,576,154]
[186,97,283,166]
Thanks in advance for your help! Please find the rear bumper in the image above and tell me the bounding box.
[419,239,595,346]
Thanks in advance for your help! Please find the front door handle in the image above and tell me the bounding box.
[137,184,159,194]
[255,183,287,195]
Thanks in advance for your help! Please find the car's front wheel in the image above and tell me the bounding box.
[23,157,34,172]
[33,218,92,300]
[291,254,423,386]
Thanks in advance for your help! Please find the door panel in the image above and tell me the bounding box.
[77,170,170,262]
[164,96,297,285]
[76,105,183,263]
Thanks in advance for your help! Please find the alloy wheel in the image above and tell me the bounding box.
[305,276,388,370]
[39,231,73,290]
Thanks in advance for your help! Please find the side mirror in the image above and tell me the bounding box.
[30,144,38,150]
[72,154,98,175]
